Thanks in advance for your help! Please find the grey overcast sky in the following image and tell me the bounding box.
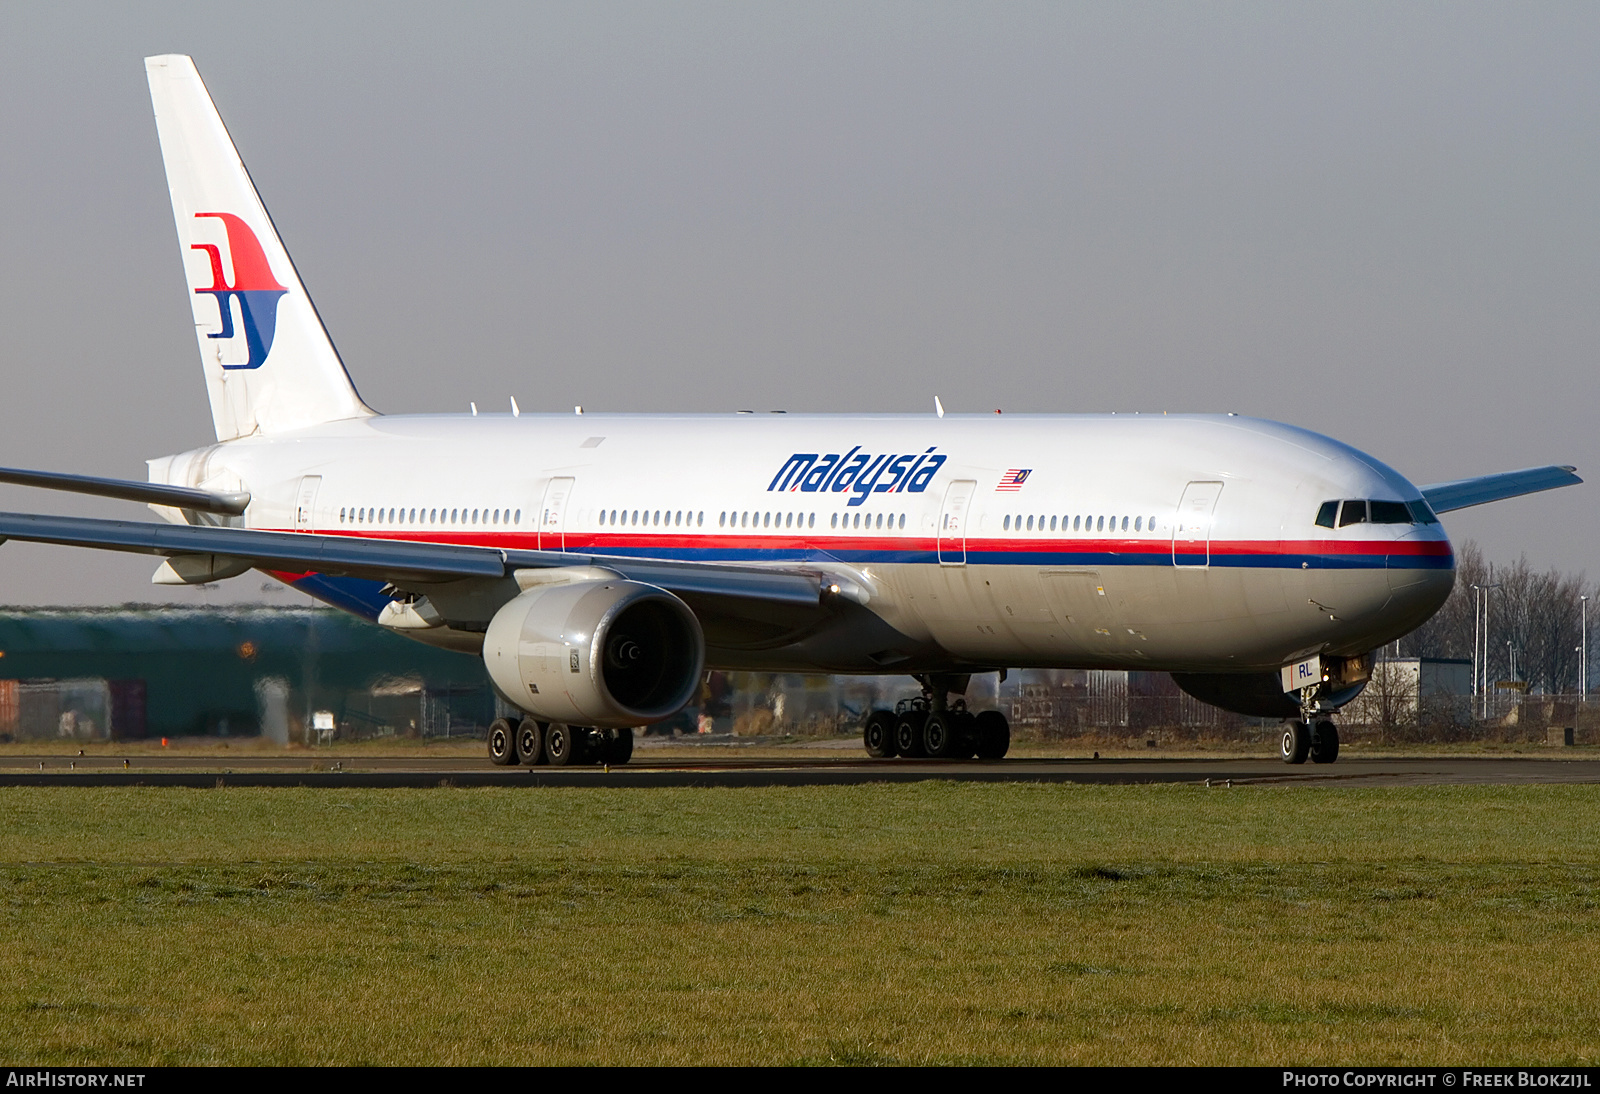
[0,2,1597,605]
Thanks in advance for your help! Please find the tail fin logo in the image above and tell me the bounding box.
[190,212,287,370]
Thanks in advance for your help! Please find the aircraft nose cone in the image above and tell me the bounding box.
[1387,532,1455,629]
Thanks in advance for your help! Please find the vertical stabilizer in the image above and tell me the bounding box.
[145,55,375,440]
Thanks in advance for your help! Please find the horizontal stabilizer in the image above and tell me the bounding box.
[1419,465,1582,514]
[0,466,249,516]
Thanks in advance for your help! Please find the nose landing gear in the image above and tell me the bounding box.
[1281,685,1342,765]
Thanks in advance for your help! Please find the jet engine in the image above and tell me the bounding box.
[482,579,704,728]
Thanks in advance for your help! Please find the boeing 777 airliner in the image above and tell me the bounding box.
[0,56,1582,767]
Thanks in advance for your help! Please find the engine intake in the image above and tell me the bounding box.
[483,579,704,728]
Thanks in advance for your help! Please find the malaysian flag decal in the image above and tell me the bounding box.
[996,469,1031,491]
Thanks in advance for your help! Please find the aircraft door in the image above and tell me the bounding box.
[293,475,321,531]
[1173,481,1222,568]
[538,477,574,551]
[938,479,977,565]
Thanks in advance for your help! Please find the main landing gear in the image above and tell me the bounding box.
[1280,684,1340,765]
[488,718,634,767]
[861,673,1011,760]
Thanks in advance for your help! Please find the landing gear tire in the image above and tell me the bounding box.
[516,718,545,765]
[1281,721,1312,765]
[544,722,579,766]
[923,711,964,759]
[1310,720,1339,764]
[955,710,980,759]
[603,727,635,765]
[895,710,929,758]
[487,718,517,766]
[863,710,898,759]
[973,710,1010,760]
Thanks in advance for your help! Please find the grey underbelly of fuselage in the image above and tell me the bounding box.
[707,559,1453,676]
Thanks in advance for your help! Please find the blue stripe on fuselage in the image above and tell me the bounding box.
[287,572,392,620]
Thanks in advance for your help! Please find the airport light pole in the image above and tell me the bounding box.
[1473,583,1500,720]
[1582,595,1589,703]
[1472,584,1481,712]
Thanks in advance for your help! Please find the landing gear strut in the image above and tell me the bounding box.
[859,672,1011,760]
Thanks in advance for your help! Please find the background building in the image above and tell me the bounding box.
[0,607,495,741]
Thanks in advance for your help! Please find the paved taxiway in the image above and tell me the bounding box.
[1,754,1596,788]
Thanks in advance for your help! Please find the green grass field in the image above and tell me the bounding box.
[3,783,1599,1065]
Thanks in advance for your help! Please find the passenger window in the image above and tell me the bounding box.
[831,513,839,529]
[1026,515,1033,531]
[1134,516,1142,531]
[1121,516,1129,531]
[1004,515,1011,530]
[809,513,815,528]
[1338,500,1368,527]
[1371,500,1412,524]
[898,514,905,529]
[1315,501,1338,528]
[1073,516,1081,531]
[1096,516,1104,532]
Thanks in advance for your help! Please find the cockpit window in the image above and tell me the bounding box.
[1408,499,1440,525]
[1370,500,1412,524]
[1321,498,1437,527]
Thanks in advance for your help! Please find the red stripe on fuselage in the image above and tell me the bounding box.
[265,528,1452,560]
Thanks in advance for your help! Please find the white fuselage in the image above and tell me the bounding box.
[151,411,1454,675]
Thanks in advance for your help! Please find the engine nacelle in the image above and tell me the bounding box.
[482,579,704,728]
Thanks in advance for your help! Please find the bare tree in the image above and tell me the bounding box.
[1357,659,1418,741]
[1403,540,1592,695]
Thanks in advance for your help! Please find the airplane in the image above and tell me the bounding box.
[0,55,1582,768]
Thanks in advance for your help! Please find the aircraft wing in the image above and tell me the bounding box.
[0,510,827,607]
[1419,465,1582,514]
